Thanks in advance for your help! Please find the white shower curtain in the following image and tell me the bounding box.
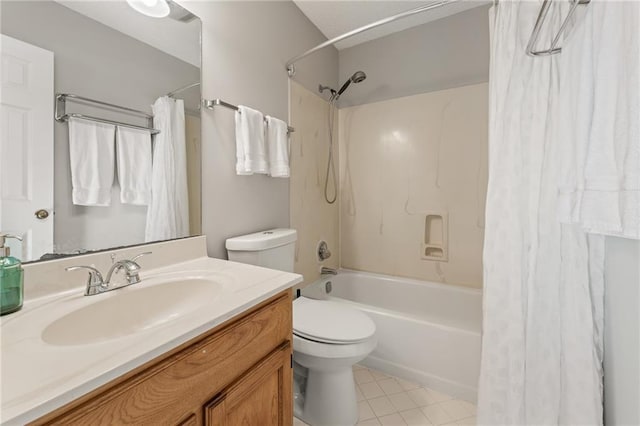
[478,2,605,424]
[145,96,190,242]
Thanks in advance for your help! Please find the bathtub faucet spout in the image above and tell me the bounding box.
[321,267,338,275]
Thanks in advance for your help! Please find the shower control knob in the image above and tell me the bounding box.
[35,209,49,220]
[317,241,331,261]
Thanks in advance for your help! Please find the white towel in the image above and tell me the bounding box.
[235,105,268,175]
[68,117,115,206]
[116,126,152,205]
[266,115,290,178]
[556,1,640,239]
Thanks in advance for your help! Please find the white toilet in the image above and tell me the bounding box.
[226,229,377,426]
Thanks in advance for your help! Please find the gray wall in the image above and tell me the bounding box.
[183,1,338,258]
[337,5,491,107]
[604,238,640,426]
[1,0,199,253]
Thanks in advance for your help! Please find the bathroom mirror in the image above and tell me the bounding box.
[0,0,202,263]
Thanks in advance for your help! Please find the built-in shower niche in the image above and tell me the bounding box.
[422,213,448,262]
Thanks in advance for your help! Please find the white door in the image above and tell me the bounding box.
[0,35,54,261]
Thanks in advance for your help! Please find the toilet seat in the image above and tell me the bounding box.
[293,333,377,360]
[293,297,376,345]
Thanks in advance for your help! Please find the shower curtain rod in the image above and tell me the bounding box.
[285,0,458,76]
[286,0,591,75]
[166,82,200,97]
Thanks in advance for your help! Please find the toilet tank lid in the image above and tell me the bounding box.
[225,228,297,251]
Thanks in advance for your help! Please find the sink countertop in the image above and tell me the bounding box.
[0,256,302,425]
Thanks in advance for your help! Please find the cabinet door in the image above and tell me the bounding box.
[206,343,292,426]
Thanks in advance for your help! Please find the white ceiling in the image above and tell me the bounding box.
[293,0,491,50]
[54,0,200,67]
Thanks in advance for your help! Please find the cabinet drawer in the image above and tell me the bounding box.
[34,291,292,425]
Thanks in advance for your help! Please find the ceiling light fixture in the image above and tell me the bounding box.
[126,0,170,18]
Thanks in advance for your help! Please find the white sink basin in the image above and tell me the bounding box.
[41,278,223,346]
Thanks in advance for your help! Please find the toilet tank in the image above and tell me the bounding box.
[225,229,297,272]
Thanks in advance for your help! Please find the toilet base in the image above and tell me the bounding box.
[301,368,359,426]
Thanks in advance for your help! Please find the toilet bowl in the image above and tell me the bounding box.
[293,296,377,426]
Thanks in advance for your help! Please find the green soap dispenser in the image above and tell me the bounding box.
[0,234,24,316]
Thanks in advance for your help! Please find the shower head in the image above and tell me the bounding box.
[336,71,367,98]
[351,71,367,83]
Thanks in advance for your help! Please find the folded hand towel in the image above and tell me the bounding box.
[68,117,115,206]
[235,105,268,175]
[266,115,290,178]
[116,126,152,205]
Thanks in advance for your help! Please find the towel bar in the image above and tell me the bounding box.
[202,98,295,134]
[55,93,160,135]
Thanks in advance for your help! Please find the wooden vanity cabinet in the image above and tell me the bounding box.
[32,291,293,426]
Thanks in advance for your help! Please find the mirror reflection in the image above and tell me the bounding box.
[0,0,202,263]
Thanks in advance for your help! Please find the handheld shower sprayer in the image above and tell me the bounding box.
[317,70,367,204]
[336,71,367,98]
[318,70,367,102]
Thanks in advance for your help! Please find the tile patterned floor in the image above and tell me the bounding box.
[294,365,476,426]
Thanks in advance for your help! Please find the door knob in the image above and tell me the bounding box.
[35,209,49,220]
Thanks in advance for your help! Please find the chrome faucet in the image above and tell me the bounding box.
[320,267,338,275]
[106,259,142,286]
[66,252,152,296]
[65,265,107,296]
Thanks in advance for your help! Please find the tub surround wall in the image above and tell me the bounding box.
[181,1,338,259]
[339,83,488,288]
[289,82,339,287]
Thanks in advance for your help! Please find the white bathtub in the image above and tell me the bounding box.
[326,269,482,402]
